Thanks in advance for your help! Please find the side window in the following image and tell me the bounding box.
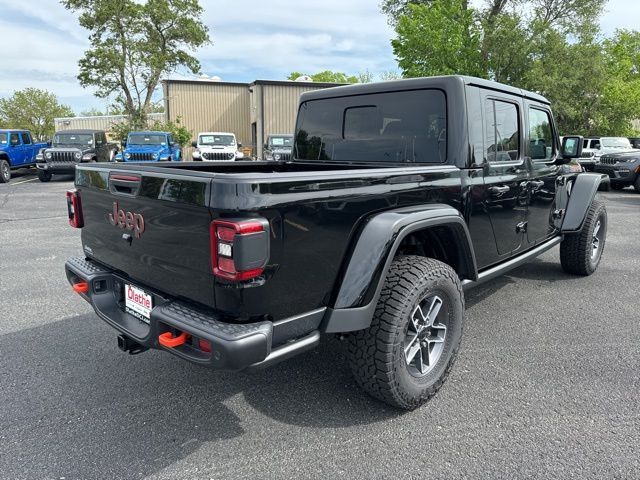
[485,99,520,162]
[95,133,102,145]
[10,133,20,146]
[21,133,32,145]
[167,135,173,145]
[528,108,554,161]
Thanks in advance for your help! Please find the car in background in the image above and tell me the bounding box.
[628,137,640,149]
[579,137,601,171]
[35,129,118,182]
[191,132,243,161]
[0,129,48,183]
[595,150,640,192]
[115,131,182,162]
[264,134,293,161]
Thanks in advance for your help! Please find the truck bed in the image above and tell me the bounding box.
[75,161,462,322]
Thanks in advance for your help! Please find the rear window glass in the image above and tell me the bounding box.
[294,89,447,164]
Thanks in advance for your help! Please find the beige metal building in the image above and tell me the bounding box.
[162,78,341,158]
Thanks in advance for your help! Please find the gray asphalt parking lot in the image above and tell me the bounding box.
[1,171,639,479]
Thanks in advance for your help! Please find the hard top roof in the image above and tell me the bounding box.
[54,129,104,134]
[299,75,550,105]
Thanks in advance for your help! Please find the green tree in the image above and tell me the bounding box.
[110,116,192,146]
[0,88,74,140]
[386,0,640,135]
[286,70,360,83]
[599,30,640,134]
[62,0,209,128]
[392,1,483,78]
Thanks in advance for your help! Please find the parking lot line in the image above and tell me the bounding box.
[11,178,38,185]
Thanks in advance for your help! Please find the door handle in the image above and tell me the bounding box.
[489,186,510,194]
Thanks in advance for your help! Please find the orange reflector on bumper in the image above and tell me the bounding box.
[159,331,190,348]
[72,282,89,294]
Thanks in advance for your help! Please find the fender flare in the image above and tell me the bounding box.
[320,204,478,333]
[0,153,11,166]
[561,173,604,233]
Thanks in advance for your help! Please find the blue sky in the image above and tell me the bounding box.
[0,0,637,114]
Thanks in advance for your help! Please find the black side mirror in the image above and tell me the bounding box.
[191,141,197,148]
[47,141,52,147]
[121,141,127,148]
[561,135,583,159]
[237,143,242,148]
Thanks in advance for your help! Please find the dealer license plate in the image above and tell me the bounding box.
[124,283,153,323]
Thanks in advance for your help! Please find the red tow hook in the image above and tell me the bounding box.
[159,331,190,348]
[72,282,89,294]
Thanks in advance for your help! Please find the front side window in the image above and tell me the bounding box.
[10,133,20,146]
[528,108,554,161]
[485,99,520,162]
[294,89,447,164]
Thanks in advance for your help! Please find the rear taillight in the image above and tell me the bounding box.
[66,189,84,228]
[210,218,269,281]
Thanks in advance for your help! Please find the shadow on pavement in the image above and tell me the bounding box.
[465,257,578,309]
[0,313,396,479]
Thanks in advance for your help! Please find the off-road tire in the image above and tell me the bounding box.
[348,256,464,410]
[560,200,607,275]
[37,170,52,182]
[0,159,10,183]
[610,183,624,191]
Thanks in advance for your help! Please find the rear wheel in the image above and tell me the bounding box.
[37,170,52,182]
[0,159,10,183]
[560,200,607,275]
[348,256,464,410]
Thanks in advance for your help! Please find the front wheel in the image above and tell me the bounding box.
[37,170,52,182]
[560,200,607,275]
[0,159,10,183]
[348,256,464,410]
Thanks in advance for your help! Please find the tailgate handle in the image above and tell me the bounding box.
[109,174,141,196]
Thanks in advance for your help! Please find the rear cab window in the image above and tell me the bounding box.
[294,89,447,164]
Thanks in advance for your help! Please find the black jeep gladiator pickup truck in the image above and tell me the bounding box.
[65,76,607,409]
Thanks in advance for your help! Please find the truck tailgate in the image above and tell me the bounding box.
[76,168,215,308]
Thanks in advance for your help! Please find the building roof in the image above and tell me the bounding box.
[161,78,344,89]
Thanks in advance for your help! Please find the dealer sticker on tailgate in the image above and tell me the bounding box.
[125,283,153,323]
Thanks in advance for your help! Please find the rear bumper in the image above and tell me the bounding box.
[65,256,322,370]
